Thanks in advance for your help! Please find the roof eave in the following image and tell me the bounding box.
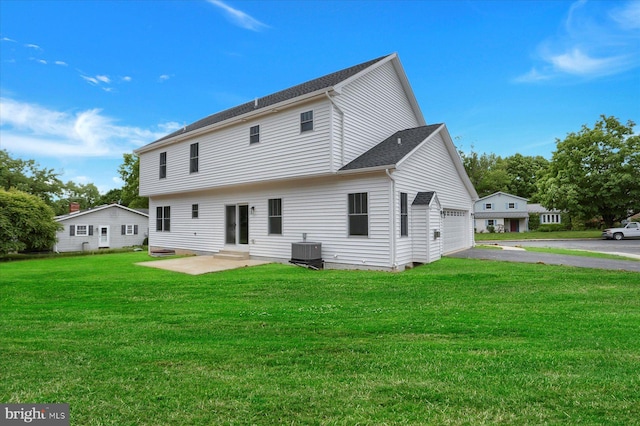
[135,88,334,154]
[336,164,396,175]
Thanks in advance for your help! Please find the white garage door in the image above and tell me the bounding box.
[443,209,469,254]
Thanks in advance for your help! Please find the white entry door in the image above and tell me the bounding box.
[98,226,110,248]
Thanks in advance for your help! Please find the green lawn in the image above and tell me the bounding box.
[2,253,639,425]
[475,230,601,241]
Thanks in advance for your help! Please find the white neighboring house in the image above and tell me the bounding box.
[135,53,478,271]
[527,203,563,226]
[474,192,529,233]
[55,204,149,252]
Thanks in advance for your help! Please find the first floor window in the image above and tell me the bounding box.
[400,192,408,236]
[487,219,496,227]
[542,214,560,224]
[122,224,138,235]
[348,192,368,236]
[190,143,199,173]
[300,110,313,132]
[268,198,282,235]
[250,125,260,144]
[76,225,88,236]
[192,204,199,219]
[156,206,171,231]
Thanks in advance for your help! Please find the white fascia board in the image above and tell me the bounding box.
[476,192,529,202]
[135,90,331,154]
[55,203,148,222]
[336,165,396,175]
[395,124,479,200]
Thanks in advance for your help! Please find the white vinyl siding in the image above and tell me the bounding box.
[54,206,148,253]
[393,130,475,264]
[332,60,421,167]
[147,174,392,269]
[139,101,332,197]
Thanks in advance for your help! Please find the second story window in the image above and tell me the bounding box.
[159,152,167,179]
[300,111,313,132]
[508,203,516,209]
[250,125,260,144]
[484,203,493,210]
[190,143,199,173]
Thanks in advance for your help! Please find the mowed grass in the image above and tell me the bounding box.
[1,253,639,425]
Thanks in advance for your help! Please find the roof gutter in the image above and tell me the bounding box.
[386,168,397,271]
[325,90,344,172]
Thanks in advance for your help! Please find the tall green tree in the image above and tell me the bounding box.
[52,181,101,215]
[537,116,640,227]
[459,149,510,198]
[0,188,61,254]
[504,154,549,201]
[118,153,148,208]
[0,149,64,204]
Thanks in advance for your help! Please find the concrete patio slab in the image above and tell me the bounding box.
[136,256,271,275]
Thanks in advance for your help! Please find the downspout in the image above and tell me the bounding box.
[386,168,397,270]
[325,91,344,171]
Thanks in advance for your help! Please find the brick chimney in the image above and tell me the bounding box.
[69,202,80,214]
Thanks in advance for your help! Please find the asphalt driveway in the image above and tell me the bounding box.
[449,240,640,273]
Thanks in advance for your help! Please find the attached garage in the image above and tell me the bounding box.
[443,209,470,254]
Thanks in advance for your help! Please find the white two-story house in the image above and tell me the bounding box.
[135,53,478,271]
[474,192,529,233]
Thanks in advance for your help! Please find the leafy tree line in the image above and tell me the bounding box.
[1,150,146,254]
[1,150,147,216]
[459,116,640,228]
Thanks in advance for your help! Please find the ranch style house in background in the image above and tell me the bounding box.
[55,203,149,252]
[135,53,478,271]
[474,192,529,233]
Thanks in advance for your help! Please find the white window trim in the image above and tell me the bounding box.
[125,224,134,235]
[76,224,89,236]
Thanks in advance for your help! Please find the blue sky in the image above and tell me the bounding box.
[1,0,639,193]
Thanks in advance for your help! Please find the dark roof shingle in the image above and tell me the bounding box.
[412,191,436,206]
[339,124,442,171]
[149,54,390,146]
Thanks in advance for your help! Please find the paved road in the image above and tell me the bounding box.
[449,239,640,273]
[493,238,640,256]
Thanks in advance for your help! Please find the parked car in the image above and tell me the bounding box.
[602,222,640,240]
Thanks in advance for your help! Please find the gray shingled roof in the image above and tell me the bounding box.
[339,124,442,171]
[474,211,529,219]
[149,54,390,146]
[412,191,436,206]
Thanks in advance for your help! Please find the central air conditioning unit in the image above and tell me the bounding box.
[290,241,323,270]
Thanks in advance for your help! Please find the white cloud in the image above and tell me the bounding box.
[158,74,171,82]
[55,60,68,66]
[25,43,42,50]
[122,76,132,82]
[96,75,111,84]
[207,0,269,31]
[0,97,176,158]
[515,0,640,83]
[1,37,17,43]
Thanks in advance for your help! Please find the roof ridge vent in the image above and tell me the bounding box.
[254,98,258,108]
[397,137,402,145]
